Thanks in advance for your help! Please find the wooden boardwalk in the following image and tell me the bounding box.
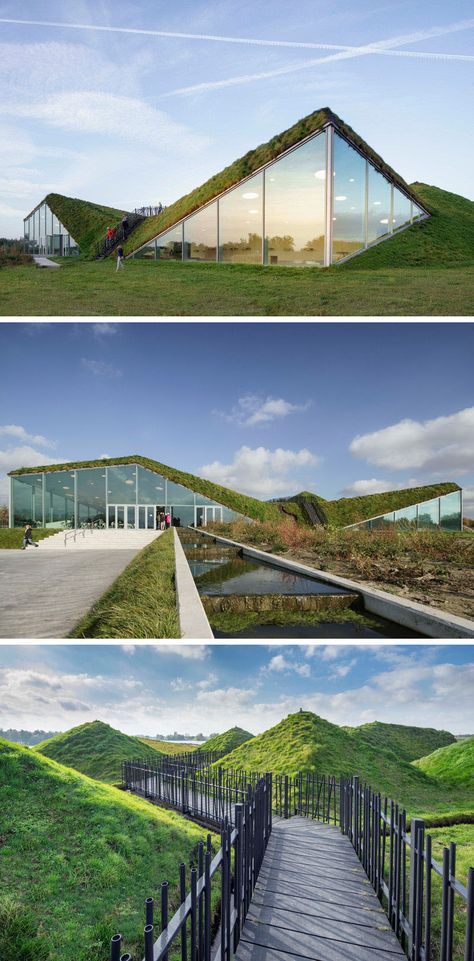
[235,817,404,961]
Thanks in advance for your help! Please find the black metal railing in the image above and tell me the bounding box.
[134,204,166,218]
[94,213,144,259]
[112,772,272,961]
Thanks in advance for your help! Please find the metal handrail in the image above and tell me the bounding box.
[63,523,94,548]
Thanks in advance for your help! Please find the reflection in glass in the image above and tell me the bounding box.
[265,135,326,266]
[439,491,461,531]
[218,172,263,263]
[184,203,217,261]
[107,465,137,504]
[156,224,183,260]
[368,165,391,244]
[134,242,156,260]
[12,474,43,526]
[167,479,195,504]
[392,188,412,231]
[332,133,366,263]
[45,470,75,527]
[412,203,425,220]
[76,468,106,526]
[417,499,440,529]
[394,504,417,528]
[23,201,79,256]
[137,466,166,504]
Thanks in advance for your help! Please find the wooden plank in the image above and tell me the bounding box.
[245,905,397,951]
[250,890,383,926]
[258,863,371,891]
[254,875,378,909]
[236,936,403,961]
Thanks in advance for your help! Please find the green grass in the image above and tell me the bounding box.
[347,721,456,762]
[0,738,216,961]
[139,737,198,754]
[1,257,472,315]
[69,529,180,638]
[413,736,474,786]
[197,727,254,756]
[421,824,474,961]
[34,720,164,784]
[45,193,128,258]
[0,528,61,548]
[216,711,474,818]
[287,481,460,528]
[208,607,386,634]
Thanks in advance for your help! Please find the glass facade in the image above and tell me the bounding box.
[24,201,80,256]
[133,125,426,268]
[10,463,245,529]
[347,491,462,532]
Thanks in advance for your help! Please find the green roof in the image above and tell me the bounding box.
[124,107,428,256]
[279,482,461,527]
[40,193,129,258]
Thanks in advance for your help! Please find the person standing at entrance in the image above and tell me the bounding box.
[159,511,165,531]
[165,511,171,529]
[116,245,125,271]
[22,524,39,549]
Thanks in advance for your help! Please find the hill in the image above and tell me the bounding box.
[217,712,473,816]
[45,193,128,258]
[348,721,456,762]
[34,720,164,783]
[413,736,474,787]
[197,726,254,756]
[139,737,198,754]
[0,738,212,961]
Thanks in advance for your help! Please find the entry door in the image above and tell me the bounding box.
[138,506,156,530]
[108,505,136,529]
[204,506,223,524]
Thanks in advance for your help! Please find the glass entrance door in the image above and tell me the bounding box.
[138,505,157,529]
[205,506,223,524]
[108,505,137,529]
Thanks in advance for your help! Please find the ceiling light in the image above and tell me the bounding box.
[380,218,389,224]
[349,178,355,183]
[62,486,69,490]
[314,170,326,180]
[373,201,381,206]
[242,192,259,199]
[335,195,347,202]
[248,209,258,214]
[125,480,134,485]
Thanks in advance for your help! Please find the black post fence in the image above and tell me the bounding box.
[112,773,272,961]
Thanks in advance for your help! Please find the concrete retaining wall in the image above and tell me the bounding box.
[194,529,474,639]
[173,528,213,639]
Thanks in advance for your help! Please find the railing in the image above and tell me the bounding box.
[112,773,272,961]
[340,776,474,961]
[63,524,94,548]
[157,750,224,771]
[94,213,144,259]
[134,205,166,218]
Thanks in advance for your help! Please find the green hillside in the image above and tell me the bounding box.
[0,738,213,961]
[349,721,456,762]
[217,712,473,816]
[197,726,254,756]
[34,720,163,783]
[343,184,474,270]
[139,737,198,754]
[413,736,474,786]
[282,481,460,527]
[45,193,128,258]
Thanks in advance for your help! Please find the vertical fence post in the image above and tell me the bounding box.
[161,880,169,961]
[204,848,212,961]
[465,867,474,961]
[111,934,122,961]
[353,777,359,853]
[409,818,424,960]
[234,804,243,950]
[284,775,289,820]
[440,847,450,961]
[180,863,187,961]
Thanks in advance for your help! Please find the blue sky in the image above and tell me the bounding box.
[0,644,472,735]
[0,0,473,237]
[1,321,474,514]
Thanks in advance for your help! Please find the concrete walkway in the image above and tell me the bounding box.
[236,817,404,961]
[33,255,60,268]
[0,548,141,638]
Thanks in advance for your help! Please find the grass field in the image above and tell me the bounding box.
[1,257,472,315]
[34,720,164,784]
[0,528,60,548]
[0,739,216,961]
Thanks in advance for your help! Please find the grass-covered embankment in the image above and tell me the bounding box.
[413,736,474,786]
[139,737,198,754]
[0,528,60,548]
[69,529,180,638]
[34,720,164,784]
[45,194,128,258]
[348,721,456,762]
[197,727,254,756]
[0,738,216,961]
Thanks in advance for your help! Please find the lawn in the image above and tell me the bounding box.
[1,257,473,315]
[0,528,60,548]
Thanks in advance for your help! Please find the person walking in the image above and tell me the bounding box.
[116,244,125,271]
[22,524,39,549]
[121,214,129,237]
[159,511,165,531]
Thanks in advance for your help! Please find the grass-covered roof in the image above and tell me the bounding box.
[38,193,129,258]
[280,482,461,527]
[124,107,427,256]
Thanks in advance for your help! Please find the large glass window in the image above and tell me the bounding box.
[392,187,412,232]
[265,134,326,267]
[137,465,166,504]
[218,172,263,264]
[332,133,366,263]
[439,491,461,531]
[173,505,195,527]
[394,504,417,529]
[76,468,106,526]
[184,203,217,261]
[134,242,156,260]
[45,470,75,527]
[368,166,391,244]
[412,203,425,221]
[107,465,137,504]
[417,499,440,529]
[12,474,43,526]
[156,225,183,260]
[166,479,195,504]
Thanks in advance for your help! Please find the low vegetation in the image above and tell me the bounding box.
[34,720,164,784]
[348,721,455,762]
[197,726,254,755]
[0,242,32,268]
[69,529,180,638]
[413,736,474,786]
[0,738,216,961]
[0,528,60,548]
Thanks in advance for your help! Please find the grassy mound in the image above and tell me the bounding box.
[139,738,198,754]
[217,711,473,816]
[0,528,61,549]
[45,193,128,258]
[348,721,456,762]
[197,727,254,756]
[34,720,164,783]
[413,736,474,786]
[343,184,474,270]
[0,738,214,961]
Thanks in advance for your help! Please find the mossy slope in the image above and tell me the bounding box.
[286,481,460,527]
[343,184,474,269]
[35,719,163,783]
[348,721,456,762]
[197,726,254,756]
[413,736,474,786]
[45,193,128,258]
[0,738,212,961]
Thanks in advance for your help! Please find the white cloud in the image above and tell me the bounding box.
[462,486,474,519]
[329,659,357,679]
[341,478,421,496]
[0,445,62,500]
[200,445,320,498]
[153,646,210,660]
[0,425,55,449]
[81,358,122,378]
[121,645,136,655]
[217,394,311,427]
[92,323,118,338]
[170,677,191,692]
[267,654,310,677]
[350,406,474,474]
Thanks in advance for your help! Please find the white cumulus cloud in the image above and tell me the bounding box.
[217,394,311,427]
[350,406,474,474]
[200,445,320,498]
[0,425,55,448]
[267,654,310,677]
[81,358,122,378]
[341,478,420,497]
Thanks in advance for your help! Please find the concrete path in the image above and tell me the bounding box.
[0,548,140,638]
[33,255,60,268]
[236,817,404,961]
